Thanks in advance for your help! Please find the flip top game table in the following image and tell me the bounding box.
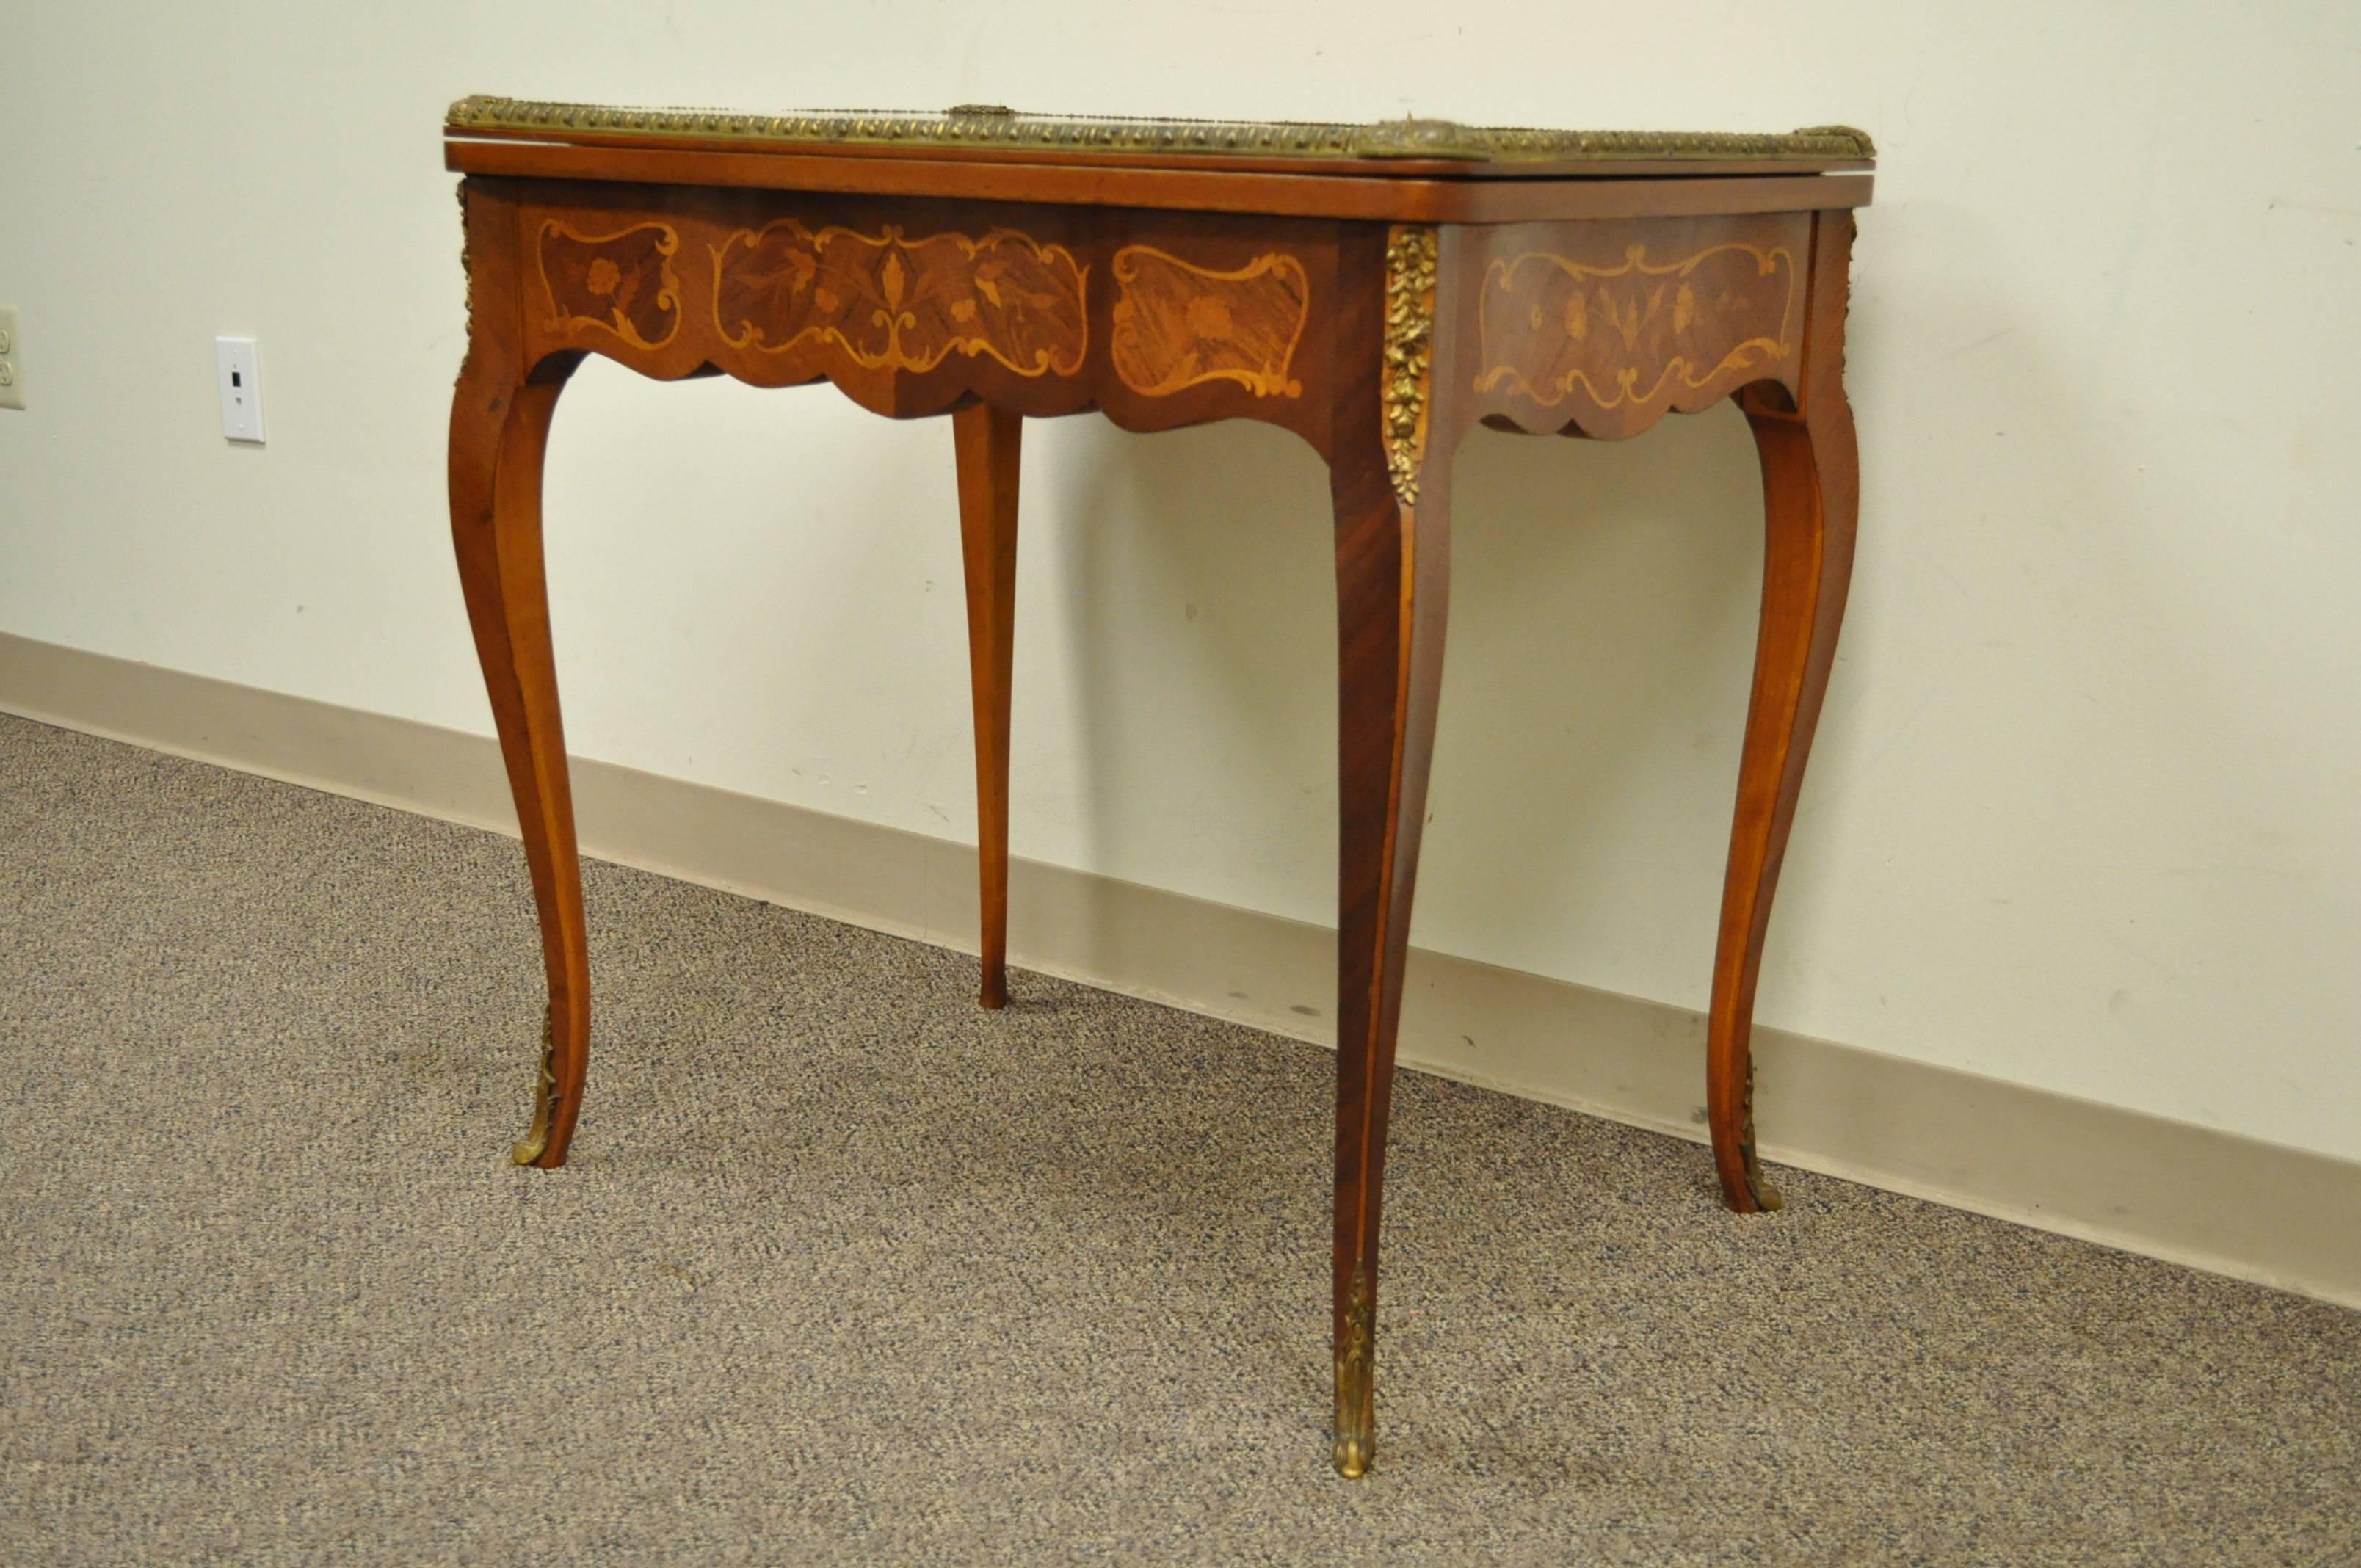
[444,95,1871,1476]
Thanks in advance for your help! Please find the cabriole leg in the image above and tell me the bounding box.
[449,178,592,1169]
[1707,212,1861,1213]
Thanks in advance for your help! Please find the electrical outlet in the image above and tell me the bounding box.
[214,335,264,443]
[0,306,23,411]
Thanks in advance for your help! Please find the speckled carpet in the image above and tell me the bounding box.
[2,712,2357,1564]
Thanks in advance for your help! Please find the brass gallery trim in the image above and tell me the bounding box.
[710,219,1089,378]
[449,95,1874,164]
[1472,242,1799,412]
[1382,227,1438,507]
[1109,245,1310,400]
[536,218,683,352]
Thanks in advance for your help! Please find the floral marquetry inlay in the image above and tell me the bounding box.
[537,221,683,350]
[712,222,1087,377]
[1474,242,1798,413]
[1110,247,1309,399]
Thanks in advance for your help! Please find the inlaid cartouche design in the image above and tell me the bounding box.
[538,220,682,350]
[1475,242,1797,412]
[1110,247,1308,399]
[713,222,1088,377]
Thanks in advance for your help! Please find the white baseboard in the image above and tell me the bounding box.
[5,628,2357,1309]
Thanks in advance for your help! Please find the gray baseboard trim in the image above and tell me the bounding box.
[6,628,2356,1309]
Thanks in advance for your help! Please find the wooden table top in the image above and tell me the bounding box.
[446,95,1876,182]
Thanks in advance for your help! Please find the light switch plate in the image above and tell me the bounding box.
[0,307,23,411]
[214,335,264,443]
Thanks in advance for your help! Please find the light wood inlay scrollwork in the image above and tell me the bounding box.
[537,220,682,350]
[712,221,1087,377]
[1474,242,1797,412]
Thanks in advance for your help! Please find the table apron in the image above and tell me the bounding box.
[485,178,1821,451]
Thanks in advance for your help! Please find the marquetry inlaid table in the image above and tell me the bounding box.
[443,95,1871,1478]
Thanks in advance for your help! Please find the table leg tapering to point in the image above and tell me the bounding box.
[1327,224,1453,1478]
[954,400,1023,1012]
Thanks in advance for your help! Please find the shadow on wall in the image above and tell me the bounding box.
[1040,399,1769,983]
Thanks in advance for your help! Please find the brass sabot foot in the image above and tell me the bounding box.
[1738,1113,1784,1211]
[510,1007,558,1166]
[1737,1060,1783,1211]
[1332,1264,1375,1479]
[1333,1367,1374,1478]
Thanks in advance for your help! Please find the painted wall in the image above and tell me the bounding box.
[3,2,2356,1158]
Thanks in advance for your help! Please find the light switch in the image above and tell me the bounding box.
[214,335,264,443]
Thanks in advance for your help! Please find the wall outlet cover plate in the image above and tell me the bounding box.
[214,335,264,443]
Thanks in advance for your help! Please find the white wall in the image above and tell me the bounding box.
[4,2,2357,1159]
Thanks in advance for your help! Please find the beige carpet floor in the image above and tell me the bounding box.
[2,712,2358,1565]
